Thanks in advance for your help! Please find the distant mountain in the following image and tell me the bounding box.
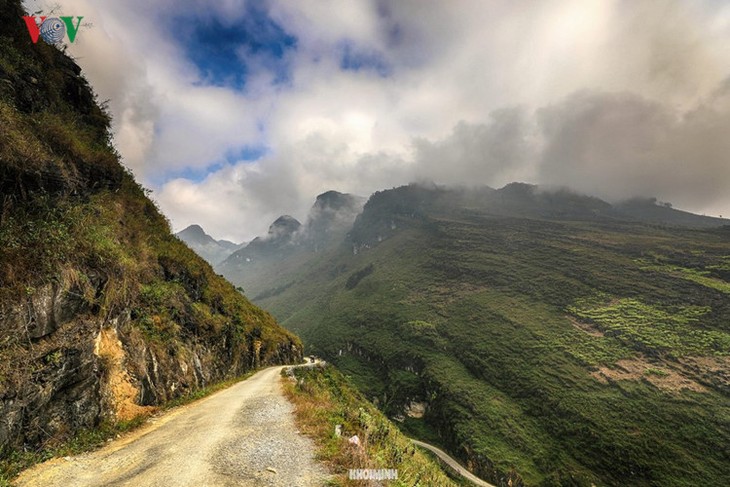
[348,183,729,248]
[261,215,302,244]
[217,191,365,298]
[228,182,730,486]
[176,224,244,265]
[218,239,245,252]
[489,183,727,228]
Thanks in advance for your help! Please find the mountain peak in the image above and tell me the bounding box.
[313,190,358,210]
[498,182,537,194]
[308,191,365,241]
[268,215,302,238]
[177,224,216,244]
[316,189,346,200]
[178,224,206,237]
[270,214,301,228]
[176,224,243,264]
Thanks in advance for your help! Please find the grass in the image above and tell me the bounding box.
[568,294,729,358]
[639,260,730,294]
[645,368,668,377]
[282,364,458,486]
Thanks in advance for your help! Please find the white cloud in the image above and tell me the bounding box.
[25,0,730,240]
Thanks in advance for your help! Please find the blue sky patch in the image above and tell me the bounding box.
[152,145,267,186]
[225,145,268,164]
[172,2,297,90]
[173,163,225,184]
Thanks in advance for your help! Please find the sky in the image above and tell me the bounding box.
[24,0,730,242]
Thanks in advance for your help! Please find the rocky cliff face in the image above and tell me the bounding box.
[0,0,301,457]
[0,276,299,453]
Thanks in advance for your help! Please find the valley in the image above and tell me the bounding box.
[217,184,730,486]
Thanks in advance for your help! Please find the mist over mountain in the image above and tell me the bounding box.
[216,190,365,298]
[264,215,302,242]
[215,181,728,296]
[306,191,367,250]
[216,239,244,252]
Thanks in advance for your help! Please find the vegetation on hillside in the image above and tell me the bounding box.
[255,185,730,486]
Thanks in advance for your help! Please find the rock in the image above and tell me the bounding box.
[405,401,427,419]
[266,467,278,474]
[27,285,55,339]
[27,282,87,339]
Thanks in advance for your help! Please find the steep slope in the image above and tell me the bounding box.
[176,224,242,265]
[218,190,364,298]
[245,184,730,486]
[0,0,300,467]
[284,363,461,486]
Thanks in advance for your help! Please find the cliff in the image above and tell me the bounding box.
[0,0,301,459]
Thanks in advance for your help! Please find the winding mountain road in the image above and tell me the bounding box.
[15,366,329,487]
[410,439,496,487]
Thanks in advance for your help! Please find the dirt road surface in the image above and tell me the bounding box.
[15,366,329,487]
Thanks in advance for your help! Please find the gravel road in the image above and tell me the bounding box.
[15,366,330,487]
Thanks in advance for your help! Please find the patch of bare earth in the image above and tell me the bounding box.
[676,356,730,390]
[94,327,156,420]
[592,357,707,393]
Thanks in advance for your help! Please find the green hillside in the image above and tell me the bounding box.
[0,0,300,474]
[250,185,730,486]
